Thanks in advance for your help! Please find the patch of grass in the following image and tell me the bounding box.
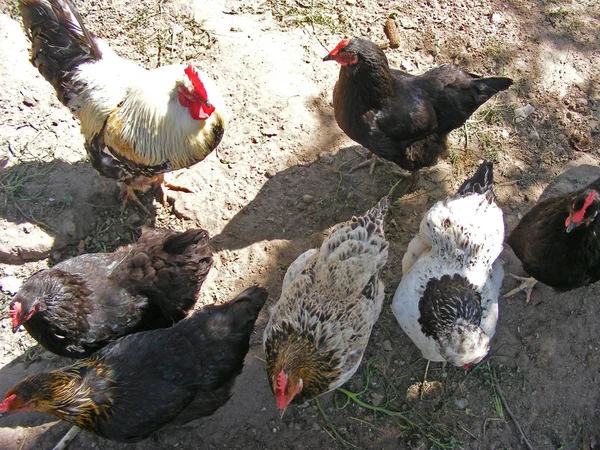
[269,0,350,35]
[332,357,463,449]
[545,7,584,35]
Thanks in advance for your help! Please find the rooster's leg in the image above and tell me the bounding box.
[348,152,382,175]
[503,274,538,304]
[153,174,193,206]
[52,426,81,450]
[119,182,151,215]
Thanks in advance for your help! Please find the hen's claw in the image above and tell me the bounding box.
[504,274,538,304]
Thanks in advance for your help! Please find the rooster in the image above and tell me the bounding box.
[263,197,389,416]
[18,0,227,211]
[505,176,600,303]
[10,227,213,358]
[0,286,267,448]
[392,161,504,367]
[323,38,512,175]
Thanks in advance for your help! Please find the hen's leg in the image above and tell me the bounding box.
[503,274,538,304]
[52,426,81,450]
[119,182,151,215]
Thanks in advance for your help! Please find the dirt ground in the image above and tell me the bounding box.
[0,0,599,448]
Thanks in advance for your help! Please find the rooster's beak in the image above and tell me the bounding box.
[12,324,21,333]
[323,54,334,62]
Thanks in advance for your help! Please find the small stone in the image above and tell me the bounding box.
[514,104,535,123]
[382,340,392,351]
[294,422,303,430]
[529,129,540,140]
[491,12,504,23]
[260,406,267,412]
[312,422,321,431]
[0,276,22,295]
[371,392,385,406]
[320,154,334,164]
[126,213,141,225]
[264,170,275,179]
[272,428,277,434]
[261,127,279,137]
[302,194,314,204]
[20,223,34,234]
[346,0,356,4]
[90,443,97,448]
[574,97,588,108]
[338,425,348,435]
[455,398,469,409]
[20,88,37,106]
[297,203,307,211]
[3,267,14,276]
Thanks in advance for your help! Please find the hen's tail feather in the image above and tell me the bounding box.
[19,0,101,104]
[472,76,513,97]
[125,228,213,324]
[209,286,269,333]
[457,161,494,197]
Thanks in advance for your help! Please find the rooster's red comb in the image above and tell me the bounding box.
[184,65,209,102]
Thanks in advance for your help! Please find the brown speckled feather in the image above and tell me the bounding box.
[264,197,389,401]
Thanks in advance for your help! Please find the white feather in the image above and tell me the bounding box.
[392,191,505,365]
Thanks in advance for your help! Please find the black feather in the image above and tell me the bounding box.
[418,274,482,340]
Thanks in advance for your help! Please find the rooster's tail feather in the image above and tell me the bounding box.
[19,0,101,104]
[457,160,494,197]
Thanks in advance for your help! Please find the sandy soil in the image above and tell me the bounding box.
[0,0,599,448]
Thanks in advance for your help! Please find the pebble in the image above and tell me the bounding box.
[455,398,469,409]
[514,104,535,123]
[529,129,540,140]
[312,423,321,431]
[20,88,37,106]
[126,213,141,225]
[302,194,314,204]
[382,340,392,351]
[346,0,356,4]
[0,276,21,295]
[264,170,274,179]
[261,127,279,137]
[346,192,355,200]
[491,12,504,23]
[371,392,385,406]
[297,203,307,211]
[320,154,334,164]
[338,425,348,435]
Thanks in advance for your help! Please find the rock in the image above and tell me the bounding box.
[455,398,469,409]
[302,194,314,204]
[0,276,22,295]
[382,340,392,351]
[20,88,37,106]
[491,12,504,23]
[371,392,385,406]
[260,127,278,137]
[0,219,54,264]
[529,129,540,140]
[514,104,535,123]
[539,159,600,202]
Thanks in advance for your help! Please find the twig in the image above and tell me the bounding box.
[492,368,534,450]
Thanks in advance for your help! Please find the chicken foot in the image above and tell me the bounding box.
[153,174,193,206]
[503,274,538,304]
[119,182,151,215]
[52,426,81,450]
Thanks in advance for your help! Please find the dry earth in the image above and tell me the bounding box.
[0,0,599,448]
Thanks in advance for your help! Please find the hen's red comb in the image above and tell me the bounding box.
[184,65,209,102]
[9,302,20,319]
[276,370,287,392]
[328,38,351,56]
[571,190,597,224]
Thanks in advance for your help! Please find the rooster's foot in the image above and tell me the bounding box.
[154,175,194,207]
[503,274,538,304]
[119,183,151,215]
[52,426,81,450]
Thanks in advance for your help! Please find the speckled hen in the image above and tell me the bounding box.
[263,197,389,415]
[392,161,504,367]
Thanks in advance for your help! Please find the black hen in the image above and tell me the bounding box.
[10,227,213,358]
[506,177,600,301]
[324,38,513,171]
[0,287,268,444]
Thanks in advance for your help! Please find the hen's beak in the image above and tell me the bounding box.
[565,217,578,233]
[12,324,21,334]
[323,54,334,62]
[278,407,287,419]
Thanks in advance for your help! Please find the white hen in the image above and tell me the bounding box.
[392,161,504,367]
